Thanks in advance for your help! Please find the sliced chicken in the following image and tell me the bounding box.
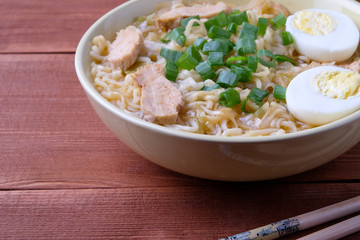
[157,2,232,30]
[107,26,143,71]
[342,59,360,73]
[236,0,290,17]
[133,64,184,124]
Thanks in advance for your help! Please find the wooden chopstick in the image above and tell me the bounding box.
[297,215,360,240]
[219,196,360,240]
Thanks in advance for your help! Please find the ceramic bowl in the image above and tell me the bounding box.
[75,0,360,181]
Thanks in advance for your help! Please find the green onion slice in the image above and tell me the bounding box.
[219,88,241,107]
[216,70,239,88]
[203,39,232,55]
[273,85,287,100]
[181,15,200,28]
[241,88,269,113]
[202,83,220,91]
[204,11,229,31]
[247,55,258,72]
[228,10,249,25]
[161,27,186,47]
[208,25,231,39]
[176,53,199,70]
[239,22,258,40]
[160,47,183,62]
[274,54,296,66]
[270,13,287,30]
[194,37,207,50]
[165,60,178,82]
[226,22,238,35]
[281,31,294,45]
[257,49,276,68]
[257,17,269,36]
[236,38,256,56]
[231,65,252,83]
[195,61,217,80]
[208,52,224,66]
[225,56,248,67]
[186,45,202,62]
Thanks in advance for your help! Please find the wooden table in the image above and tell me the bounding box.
[1,0,359,239]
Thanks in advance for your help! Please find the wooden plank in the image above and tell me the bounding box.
[0,54,359,190]
[0,183,359,239]
[0,0,126,53]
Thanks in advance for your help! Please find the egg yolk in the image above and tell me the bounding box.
[313,70,360,99]
[294,10,338,35]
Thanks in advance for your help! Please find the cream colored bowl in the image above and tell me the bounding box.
[75,0,360,181]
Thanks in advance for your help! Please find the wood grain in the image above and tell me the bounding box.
[0,184,359,240]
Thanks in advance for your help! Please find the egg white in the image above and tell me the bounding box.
[286,66,360,126]
[286,9,359,62]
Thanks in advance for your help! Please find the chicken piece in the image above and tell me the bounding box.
[107,26,143,71]
[133,64,184,124]
[342,59,360,73]
[156,2,232,30]
[236,0,290,17]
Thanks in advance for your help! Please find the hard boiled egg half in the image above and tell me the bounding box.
[286,9,359,62]
[286,66,360,125]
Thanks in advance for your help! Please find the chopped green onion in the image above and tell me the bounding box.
[226,22,238,34]
[216,70,239,88]
[257,49,276,68]
[231,65,252,83]
[203,39,230,55]
[186,45,202,62]
[247,55,258,72]
[236,38,256,56]
[281,31,294,45]
[176,53,199,70]
[194,37,207,50]
[274,54,296,66]
[215,38,236,53]
[165,60,178,82]
[208,52,224,66]
[241,87,269,113]
[273,85,287,100]
[160,47,183,62]
[225,56,248,67]
[239,22,258,40]
[270,13,287,30]
[219,88,241,107]
[202,83,220,91]
[160,31,171,43]
[257,17,269,36]
[204,11,229,30]
[181,15,200,28]
[162,27,186,47]
[208,25,231,39]
[248,87,269,105]
[195,61,217,80]
[228,10,249,25]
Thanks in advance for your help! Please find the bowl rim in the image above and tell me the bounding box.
[75,0,360,143]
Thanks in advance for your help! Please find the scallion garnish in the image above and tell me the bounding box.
[162,27,186,47]
[194,37,207,51]
[208,52,224,66]
[216,70,239,88]
[236,38,256,56]
[226,22,238,35]
[181,15,200,29]
[186,45,202,62]
[195,61,217,80]
[160,47,183,62]
[165,60,178,82]
[240,88,269,113]
[219,88,241,107]
[257,49,276,68]
[204,11,229,31]
[208,25,231,39]
[231,65,252,83]
[270,13,287,30]
[176,53,199,70]
[247,55,258,72]
[257,17,269,36]
[203,39,231,55]
[281,31,294,45]
[274,54,296,66]
[202,83,220,91]
[225,56,248,67]
[239,22,258,40]
[273,85,287,100]
[228,10,249,25]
